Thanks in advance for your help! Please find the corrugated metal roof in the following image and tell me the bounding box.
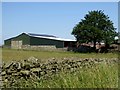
[28,33,57,38]
[26,33,76,42]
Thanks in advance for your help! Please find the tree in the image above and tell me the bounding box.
[72,10,117,50]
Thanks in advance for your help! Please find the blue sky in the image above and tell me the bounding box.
[2,2,118,45]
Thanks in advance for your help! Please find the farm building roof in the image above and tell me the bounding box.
[28,33,57,38]
[26,33,76,42]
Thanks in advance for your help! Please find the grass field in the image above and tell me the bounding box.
[2,48,118,63]
[1,48,119,88]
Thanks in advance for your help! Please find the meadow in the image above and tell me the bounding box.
[2,48,118,63]
[1,48,119,88]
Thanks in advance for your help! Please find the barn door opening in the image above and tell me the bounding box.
[11,40,22,49]
[64,41,70,47]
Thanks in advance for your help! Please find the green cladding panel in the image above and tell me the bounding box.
[4,33,64,48]
[4,33,30,46]
[30,37,64,48]
[4,39,11,46]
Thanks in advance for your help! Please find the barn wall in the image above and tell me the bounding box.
[11,33,30,45]
[4,33,75,48]
[30,37,64,48]
[4,39,11,46]
[4,33,30,46]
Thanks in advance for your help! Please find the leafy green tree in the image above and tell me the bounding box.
[72,10,117,50]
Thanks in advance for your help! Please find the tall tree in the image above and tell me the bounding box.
[72,10,117,50]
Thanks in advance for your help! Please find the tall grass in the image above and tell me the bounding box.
[2,48,118,88]
[9,62,118,88]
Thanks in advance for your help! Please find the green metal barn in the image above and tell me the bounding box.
[4,33,76,49]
